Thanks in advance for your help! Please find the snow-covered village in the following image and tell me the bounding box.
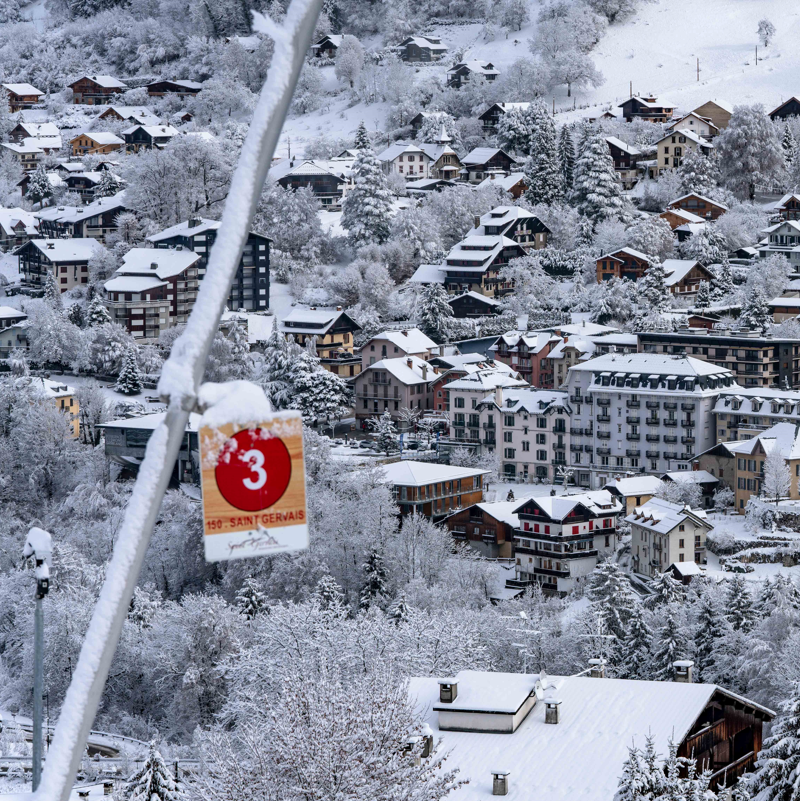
[0,0,799,797]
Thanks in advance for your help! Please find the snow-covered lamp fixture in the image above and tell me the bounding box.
[673,660,694,683]
[438,677,458,703]
[492,770,510,796]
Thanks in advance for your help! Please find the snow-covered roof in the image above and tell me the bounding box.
[116,247,201,279]
[476,172,527,192]
[662,208,705,224]
[148,217,221,241]
[761,219,801,234]
[15,121,59,138]
[313,34,343,47]
[1,141,43,155]
[448,60,499,77]
[774,193,800,210]
[714,387,799,417]
[378,461,489,487]
[446,368,527,392]
[662,259,704,286]
[74,132,124,145]
[101,106,161,125]
[0,305,27,320]
[597,246,651,263]
[409,263,445,284]
[220,309,275,344]
[668,193,728,210]
[365,328,437,354]
[448,290,501,307]
[363,355,434,386]
[0,207,38,234]
[28,238,104,262]
[569,352,730,379]
[619,95,674,109]
[29,376,75,398]
[410,670,772,801]
[516,490,621,521]
[662,470,718,485]
[492,330,560,352]
[279,159,347,179]
[626,497,709,534]
[35,192,127,224]
[721,422,801,460]
[2,83,43,96]
[398,36,448,51]
[480,387,569,414]
[659,128,714,147]
[461,147,514,166]
[121,124,179,138]
[604,474,663,497]
[104,275,167,293]
[416,142,459,162]
[72,74,127,89]
[280,307,354,334]
[605,136,641,156]
[444,235,520,272]
[448,499,526,528]
[670,561,703,577]
[99,412,202,431]
[377,142,427,162]
[668,112,719,131]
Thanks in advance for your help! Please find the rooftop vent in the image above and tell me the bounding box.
[492,771,510,796]
[187,217,202,228]
[437,678,457,703]
[150,262,158,270]
[46,242,54,249]
[673,660,694,683]
[589,658,606,679]
[545,698,562,724]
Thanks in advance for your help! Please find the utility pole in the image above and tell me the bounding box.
[755,45,758,65]
[697,58,700,81]
[629,80,632,98]
[24,527,52,792]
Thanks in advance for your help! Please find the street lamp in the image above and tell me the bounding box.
[23,526,52,791]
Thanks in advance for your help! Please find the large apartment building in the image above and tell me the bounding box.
[711,387,799,443]
[637,328,799,389]
[564,353,737,489]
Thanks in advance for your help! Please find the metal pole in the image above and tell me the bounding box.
[32,597,43,790]
[29,3,324,800]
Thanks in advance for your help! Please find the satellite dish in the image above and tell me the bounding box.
[539,670,550,690]
[534,680,544,701]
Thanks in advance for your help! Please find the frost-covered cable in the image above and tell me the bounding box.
[20,3,324,800]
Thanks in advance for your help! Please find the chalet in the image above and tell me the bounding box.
[661,469,719,509]
[757,219,800,266]
[628,497,712,576]
[17,170,65,199]
[279,307,362,377]
[596,247,651,282]
[768,296,800,322]
[70,132,124,156]
[69,75,128,105]
[692,99,733,131]
[513,491,623,592]
[359,328,436,369]
[310,34,342,58]
[64,171,114,202]
[149,217,269,311]
[618,95,675,122]
[445,499,521,558]
[446,61,499,89]
[460,147,517,183]
[97,106,160,126]
[768,97,800,121]
[378,461,488,519]
[605,137,641,189]
[660,207,705,231]
[667,112,719,139]
[394,36,448,63]
[586,109,617,122]
[773,193,801,221]
[441,234,526,297]
[35,193,129,243]
[667,193,728,221]
[476,171,528,199]
[405,177,456,195]
[122,124,180,151]
[146,80,202,97]
[8,122,61,152]
[276,159,352,209]
[28,377,80,437]
[0,208,38,252]
[105,247,202,337]
[662,259,715,297]
[447,290,502,318]
[17,238,104,292]
[491,331,562,387]
[410,670,775,796]
[417,139,462,181]
[471,206,550,250]
[0,322,29,358]
[409,111,435,137]
[711,388,800,444]
[0,306,27,331]
[354,355,435,423]
[603,474,663,515]
[376,142,431,180]
[0,141,43,172]
[478,101,530,133]
[652,129,714,175]
[2,83,44,112]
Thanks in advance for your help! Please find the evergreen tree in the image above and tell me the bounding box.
[679,225,727,266]
[290,350,350,425]
[115,348,143,395]
[571,131,627,223]
[587,558,634,639]
[87,295,112,326]
[236,577,267,619]
[694,590,728,682]
[121,741,183,801]
[359,548,388,609]
[368,409,398,453]
[26,165,53,205]
[740,286,772,333]
[67,303,85,328]
[353,120,371,151]
[711,253,734,301]
[676,147,720,198]
[725,575,756,632]
[647,571,685,607]
[314,573,345,611]
[524,103,563,205]
[651,604,691,681]
[497,106,535,155]
[695,280,711,309]
[638,260,671,313]
[559,125,575,195]
[748,682,800,801]
[389,594,408,624]
[416,282,454,343]
[43,271,63,312]
[260,329,294,409]
[341,123,393,247]
[617,603,652,680]
[95,170,121,198]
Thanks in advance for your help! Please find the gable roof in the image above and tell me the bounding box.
[365,328,437,354]
[378,460,489,487]
[0,207,38,235]
[3,83,43,97]
[661,208,705,224]
[619,96,674,109]
[72,131,124,146]
[605,136,641,156]
[71,74,127,89]
[476,172,527,192]
[121,124,179,139]
[597,246,651,263]
[693,99,733,114]
[116,247,201,279]
[447,290,502,308]
[662,259,709,286]
[625,497,710,534]
[480,387,569,414]
[280,307,360,335]
[100,106,161,125]
[516,490,621,521]
[662,470,718,485]
[445,368,527,392]
[35,192,128,225]
[362,354,434,386]
[720,422,800,460]
[774,193,801,210]
[377,142,427,162]
[659,128,714,147]
[667,112,719,132]
[768,97,800,117]
[668,193,728,210]
[397,36,448,51]
[448,60,499,76]
[26,238,104,262]
[604,474,663,497]
[461,147,515,166]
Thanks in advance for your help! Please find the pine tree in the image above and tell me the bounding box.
[677,147,720,198]
[353,120,371,151]
[638,260,671,313]
[647,571,685,607]
[559,125,575,196]
[341,122,393,247]
[95,170,120,198]
[524,103,563,205]
[416,282,454,343]
[359,548,388,609]
[740,286,772,333]
[368,409,398,453]
[571,131,627,223]
[115,348,143,395]
[260,329,294,409]
[711,253,734,301]
[121,741,183,801]
[693,590,728,682]
[43,271,63,311]
[389,594,408,624]
[651,604,691,681]
[26,165,53,205]
[749,682,799,801]
[314,574,345,611]
[290,350,350,425]
[67,303,85,328]
[617,603,652,680]
[695,280,711,309]
[87,295,112,326]
[725,574,756,632]
[236,577,267,619]
[497,106,535,155]
[587,559,635,639]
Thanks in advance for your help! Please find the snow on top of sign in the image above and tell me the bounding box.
[199,381,274,428]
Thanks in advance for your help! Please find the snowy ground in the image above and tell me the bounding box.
[55,373,165,413]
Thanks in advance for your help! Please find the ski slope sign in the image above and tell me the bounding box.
[199,410,308,562]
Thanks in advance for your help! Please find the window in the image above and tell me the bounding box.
[571,525,579,535]
[679,538,684,548]
[679,524,685,531]
[503,432,513,443]
[522,441,530,451]
[454,397,465,408]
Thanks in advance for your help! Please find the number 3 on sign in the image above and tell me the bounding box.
[242,449,267,490]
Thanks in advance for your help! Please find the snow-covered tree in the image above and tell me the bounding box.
[678,224,727,266]
[235,577,267,620]
[290,350,351,425]
[710,253,734,301]
[717,105,785,199]
[359,548,388,609]
[757,18,776,47]
[587,558,634,639]
[43,271,63,311]
[740,286,772,333]
[647,571,685,607]
[651,604,692,680]
[95,169,121,198]
[334,35,365,88]
[115,348,143,395]
[626,216,674,262]
[726,575,756,632]
[524,102,563,205]
[655,478,703,508]
[417,111,462,152]
[638,260,671,313]
[500,0,530,30]
[341,122,393,247]
[497,105,536,156]
[86,294,112,327]
[558,125,575,195]
[121,741,183,801]
[26,165,53,205]
[369,409,398,453]
[617,602,652,680]
[763,444,791,505]
[258,328,294,409]
[571,132,627,223]
[416,282,454,343]
[694,590,729,682]
[66,303,85,328]
[695,280,711,309]
[676,146,721,198]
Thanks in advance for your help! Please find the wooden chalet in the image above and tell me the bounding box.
[35,194,128,243]
[460,147,517,183]
[667,193,728,221]
[477,101,530,132]
[662,259,715,297]
[596,247,651,282]
[446,61,499,89]
[70,132,124,156]
[660,207,706,230]
[774,193,801,221]
[122,124,179,151]
[691,100,733,131]
[447,290,502,318]
[310,34,342,58]
[472,205,550,249]
[605,136,641,189]
[97,106,160,125]
[476,172,528,198]
[445,500,519,558]
[2,83,44,112]
[618,95,674,122]
[394,35,448,62]
[277,160,349,209]
[442,234,526,297]
[667,112,720,139]
[146,80,202,97]
[69,75,128,104]
[17,238,103,292]
[768,97,800,121]
[0,208,38,252]
[279,307,362,376]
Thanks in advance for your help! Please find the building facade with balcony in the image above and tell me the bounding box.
[511,491,623,593]
[17,238,104,292]
[490,331,562,388]
[563,353,737,489]
[353,355,436,424]
[711,387,799,443]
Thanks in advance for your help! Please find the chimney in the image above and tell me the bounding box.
[438,678,458,703]
[46,242,54,249]
[422,364,428,379]
[401,329,408,336]
[474,214,480,229]
[407,358,413,369]
[188,217,201,228]
[673,660,694,683]
[589,658,606,678]
[545,698,562,724]
[421,724,434,758]
[495,385,503,407]
[336,305,342,311]
[492,771,510,796]
[103,782,114,796]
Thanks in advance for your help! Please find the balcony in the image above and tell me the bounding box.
[681,420,695,428]
[646,401,660,409]
[583,396,593,404]
[646,449,660,458]
[681,453,694,460]
[626,416,640,424]
[645,417,660,426]
[664,402,677,410]
[664,435,677,443]
[570,427,585,435]
[552,426,567,435]
[664,452,679,459]
[584,427,594,436]
[597,414,611,423]
[646,434,660,442]
[597,399,611,407]
[483,437,495,446]
[597,431,611,439]
[596,447,610,455]
[552,458,567,466]
[626,449,640,457]
[681,436,695,444]
[681,403,695,411]
[664,420,678,427]
[482,422,496,429]
[584,445,593,452]
[626,433,640,441]
[570,444,584,452]
[570,395,583,404]
[626,400,640,408]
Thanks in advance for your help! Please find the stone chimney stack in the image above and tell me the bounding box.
[474,214,481,230]
[438,678,458,703]
[589,658,606,679]
[673,660,694,683]
[545,698,562,724]
[492,771,510,796]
